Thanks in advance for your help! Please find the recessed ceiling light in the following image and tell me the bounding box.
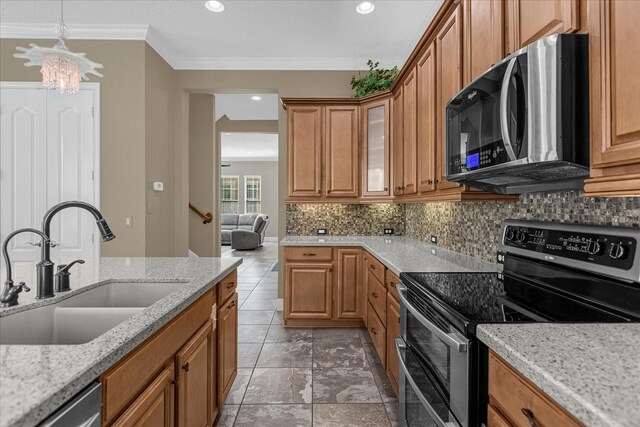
[251,95,262,101]
[205,1,225,13]
[356,1,375,15]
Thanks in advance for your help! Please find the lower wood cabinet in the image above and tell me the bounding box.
[285,261,333,320]
[112,365,175,427]
[488,351,583,427]
[177,319,216,427]
[218,293,238,404]
[367,301,386,367]
[335,248,364,320]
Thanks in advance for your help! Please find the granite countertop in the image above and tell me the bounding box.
[477,323,640,427]
[280,235,499,274]
[0,256,242,427]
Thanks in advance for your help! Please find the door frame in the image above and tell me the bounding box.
[0,81,101,256]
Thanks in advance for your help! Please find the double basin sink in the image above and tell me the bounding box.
[0,281,185,345]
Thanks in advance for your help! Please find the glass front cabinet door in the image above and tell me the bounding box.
[362,98,391,198]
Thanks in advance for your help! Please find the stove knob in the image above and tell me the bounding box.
[516,231,527,243]
[586,241,602,256]
[609,243,627,260]
[506,229,516,241]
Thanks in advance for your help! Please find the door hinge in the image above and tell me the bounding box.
[91,170,95,181]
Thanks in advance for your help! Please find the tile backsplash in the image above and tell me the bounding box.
[287,191,640,263]
[286,203,406,236]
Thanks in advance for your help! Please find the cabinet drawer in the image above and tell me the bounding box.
[364,252,385,284]
[217,270,237,306]
[285,246,333,262]
[367,270,387,324]
[367,302,386,368]
[385,270,401,303]
[489,352,583,427]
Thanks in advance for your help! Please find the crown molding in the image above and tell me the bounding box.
[172,57,403,71]
[0,23,149,40]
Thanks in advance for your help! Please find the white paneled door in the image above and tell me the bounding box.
[0,83,100,262]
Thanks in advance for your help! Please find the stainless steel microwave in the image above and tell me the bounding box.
[444,34,589,194]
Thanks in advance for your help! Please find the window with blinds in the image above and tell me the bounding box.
[221,176,239,214]
[245,176,262,213]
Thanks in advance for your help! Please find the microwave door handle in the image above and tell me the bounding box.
[395,338,460,427]
[396,285,468,352]
[499,57,518,162]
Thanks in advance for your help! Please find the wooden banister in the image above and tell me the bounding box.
[189,203,213,224]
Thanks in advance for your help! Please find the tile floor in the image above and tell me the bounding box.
[217,242,399,427]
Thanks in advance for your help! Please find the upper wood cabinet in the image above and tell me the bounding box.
[464,0,504,84]
[177,320,215,427]
[505,0,579,54]
[403,68,418,196]
[325,106,359,198]
[287,106,322,198]
[436,4,464,191]
[392,89,405,196]
[585,0,640,197]
[417,43,437,193]
[362,99,391,198]
[335,248,365,320]
[218,293,238,404]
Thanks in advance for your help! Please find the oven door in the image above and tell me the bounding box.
[396,285,471,427]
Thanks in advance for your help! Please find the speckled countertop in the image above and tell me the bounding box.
[0,257,242,427]
[280,235,500,274]
[477,323,640,427]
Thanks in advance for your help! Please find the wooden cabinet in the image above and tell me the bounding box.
[505,0,579,54]
[218,293,238,404]
[403,68,418,195]
[392,89,405,196]
[367,270,387,325]
[417,43,437,194]
[464,0,504,83]
[362,98,391,198]
[487,405,511,427]
[386,295,400,396]
[325,106,359,198]
[584,0,640,197]
[287,106,322,198]
[285,260,333,320]
[489,351,583,427]
[335,248,365,320]
[436,4,464,192]
[367,301,386,368]
[112,366,175,427]
[177,320,215,427]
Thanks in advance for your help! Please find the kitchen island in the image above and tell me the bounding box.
[0,256,241,427]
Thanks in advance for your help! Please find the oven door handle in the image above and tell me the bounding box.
[396,338,460,427]
[499,57,519,162]
[396,285,468,353]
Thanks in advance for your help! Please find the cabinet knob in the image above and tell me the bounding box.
[427,179,433,185]
[521,408,540,427]
[182,362,189,372]
[384,187,388,191]
[229,301,236,308]
[227,282,235,289]
[370,327,377,335]
[327,190,331,193]
[370,264,375,270]
[372,292,378,298]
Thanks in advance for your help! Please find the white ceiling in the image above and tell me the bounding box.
[221,133,278,161]
[215,93,279,121]
[0,0,444,70]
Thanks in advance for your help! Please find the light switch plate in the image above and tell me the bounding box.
[316,228,327,235]
[430,235,438,245]
[124,216,134,228]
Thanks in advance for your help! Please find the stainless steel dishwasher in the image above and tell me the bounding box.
[40,382,101,427]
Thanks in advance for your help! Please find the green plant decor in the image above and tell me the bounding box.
[350,60,399,98]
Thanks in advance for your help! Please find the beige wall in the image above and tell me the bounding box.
[0,39,148,256]
[188,94,216,257]
[145,44,176,256]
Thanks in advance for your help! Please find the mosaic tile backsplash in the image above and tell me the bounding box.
[286,204,406,236]
[287,191,640,263]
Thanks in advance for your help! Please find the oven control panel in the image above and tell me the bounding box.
[503,225,637,270]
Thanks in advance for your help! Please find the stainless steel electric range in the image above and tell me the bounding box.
[396,220,640,427]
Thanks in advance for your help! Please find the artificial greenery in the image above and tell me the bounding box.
[350,60,399,98]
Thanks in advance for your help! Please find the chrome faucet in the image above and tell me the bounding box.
[37,201,115,299]
[1,228,49,307]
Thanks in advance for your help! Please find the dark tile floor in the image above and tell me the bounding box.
[217,242,399,427]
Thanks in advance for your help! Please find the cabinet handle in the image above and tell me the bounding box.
[303,253,316,256]
[370,327,377,335]
[521,408,540,427]
[370,264,375,270]
[372,292,378,298]
[427,179,433,185]
[384,187,388,191]
[327,190,331,193]
[435,179,440,184]
[227,282,235,289]
[182,362,189,372]
[229,301,236,308]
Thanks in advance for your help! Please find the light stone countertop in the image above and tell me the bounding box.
[280,235,500,274]
[477,323,640,427]
[0,256,242,427]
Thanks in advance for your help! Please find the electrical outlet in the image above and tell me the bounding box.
[124,216,134,228]
[316,228,327,236]
[383,228,394,235]
[496,251,506,264]
[430,235,438,245]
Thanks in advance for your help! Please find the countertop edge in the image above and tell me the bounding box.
[2,258,242,427]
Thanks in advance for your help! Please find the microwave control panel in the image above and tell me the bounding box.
[448,140,510,174]
[503,225,636,270]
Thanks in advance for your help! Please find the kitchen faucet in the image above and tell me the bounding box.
[1,228,49,307]
[37,201,115,299]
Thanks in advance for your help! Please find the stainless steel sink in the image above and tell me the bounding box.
[0,281,185,345]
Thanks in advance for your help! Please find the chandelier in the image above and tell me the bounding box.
[14,0,103,94]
